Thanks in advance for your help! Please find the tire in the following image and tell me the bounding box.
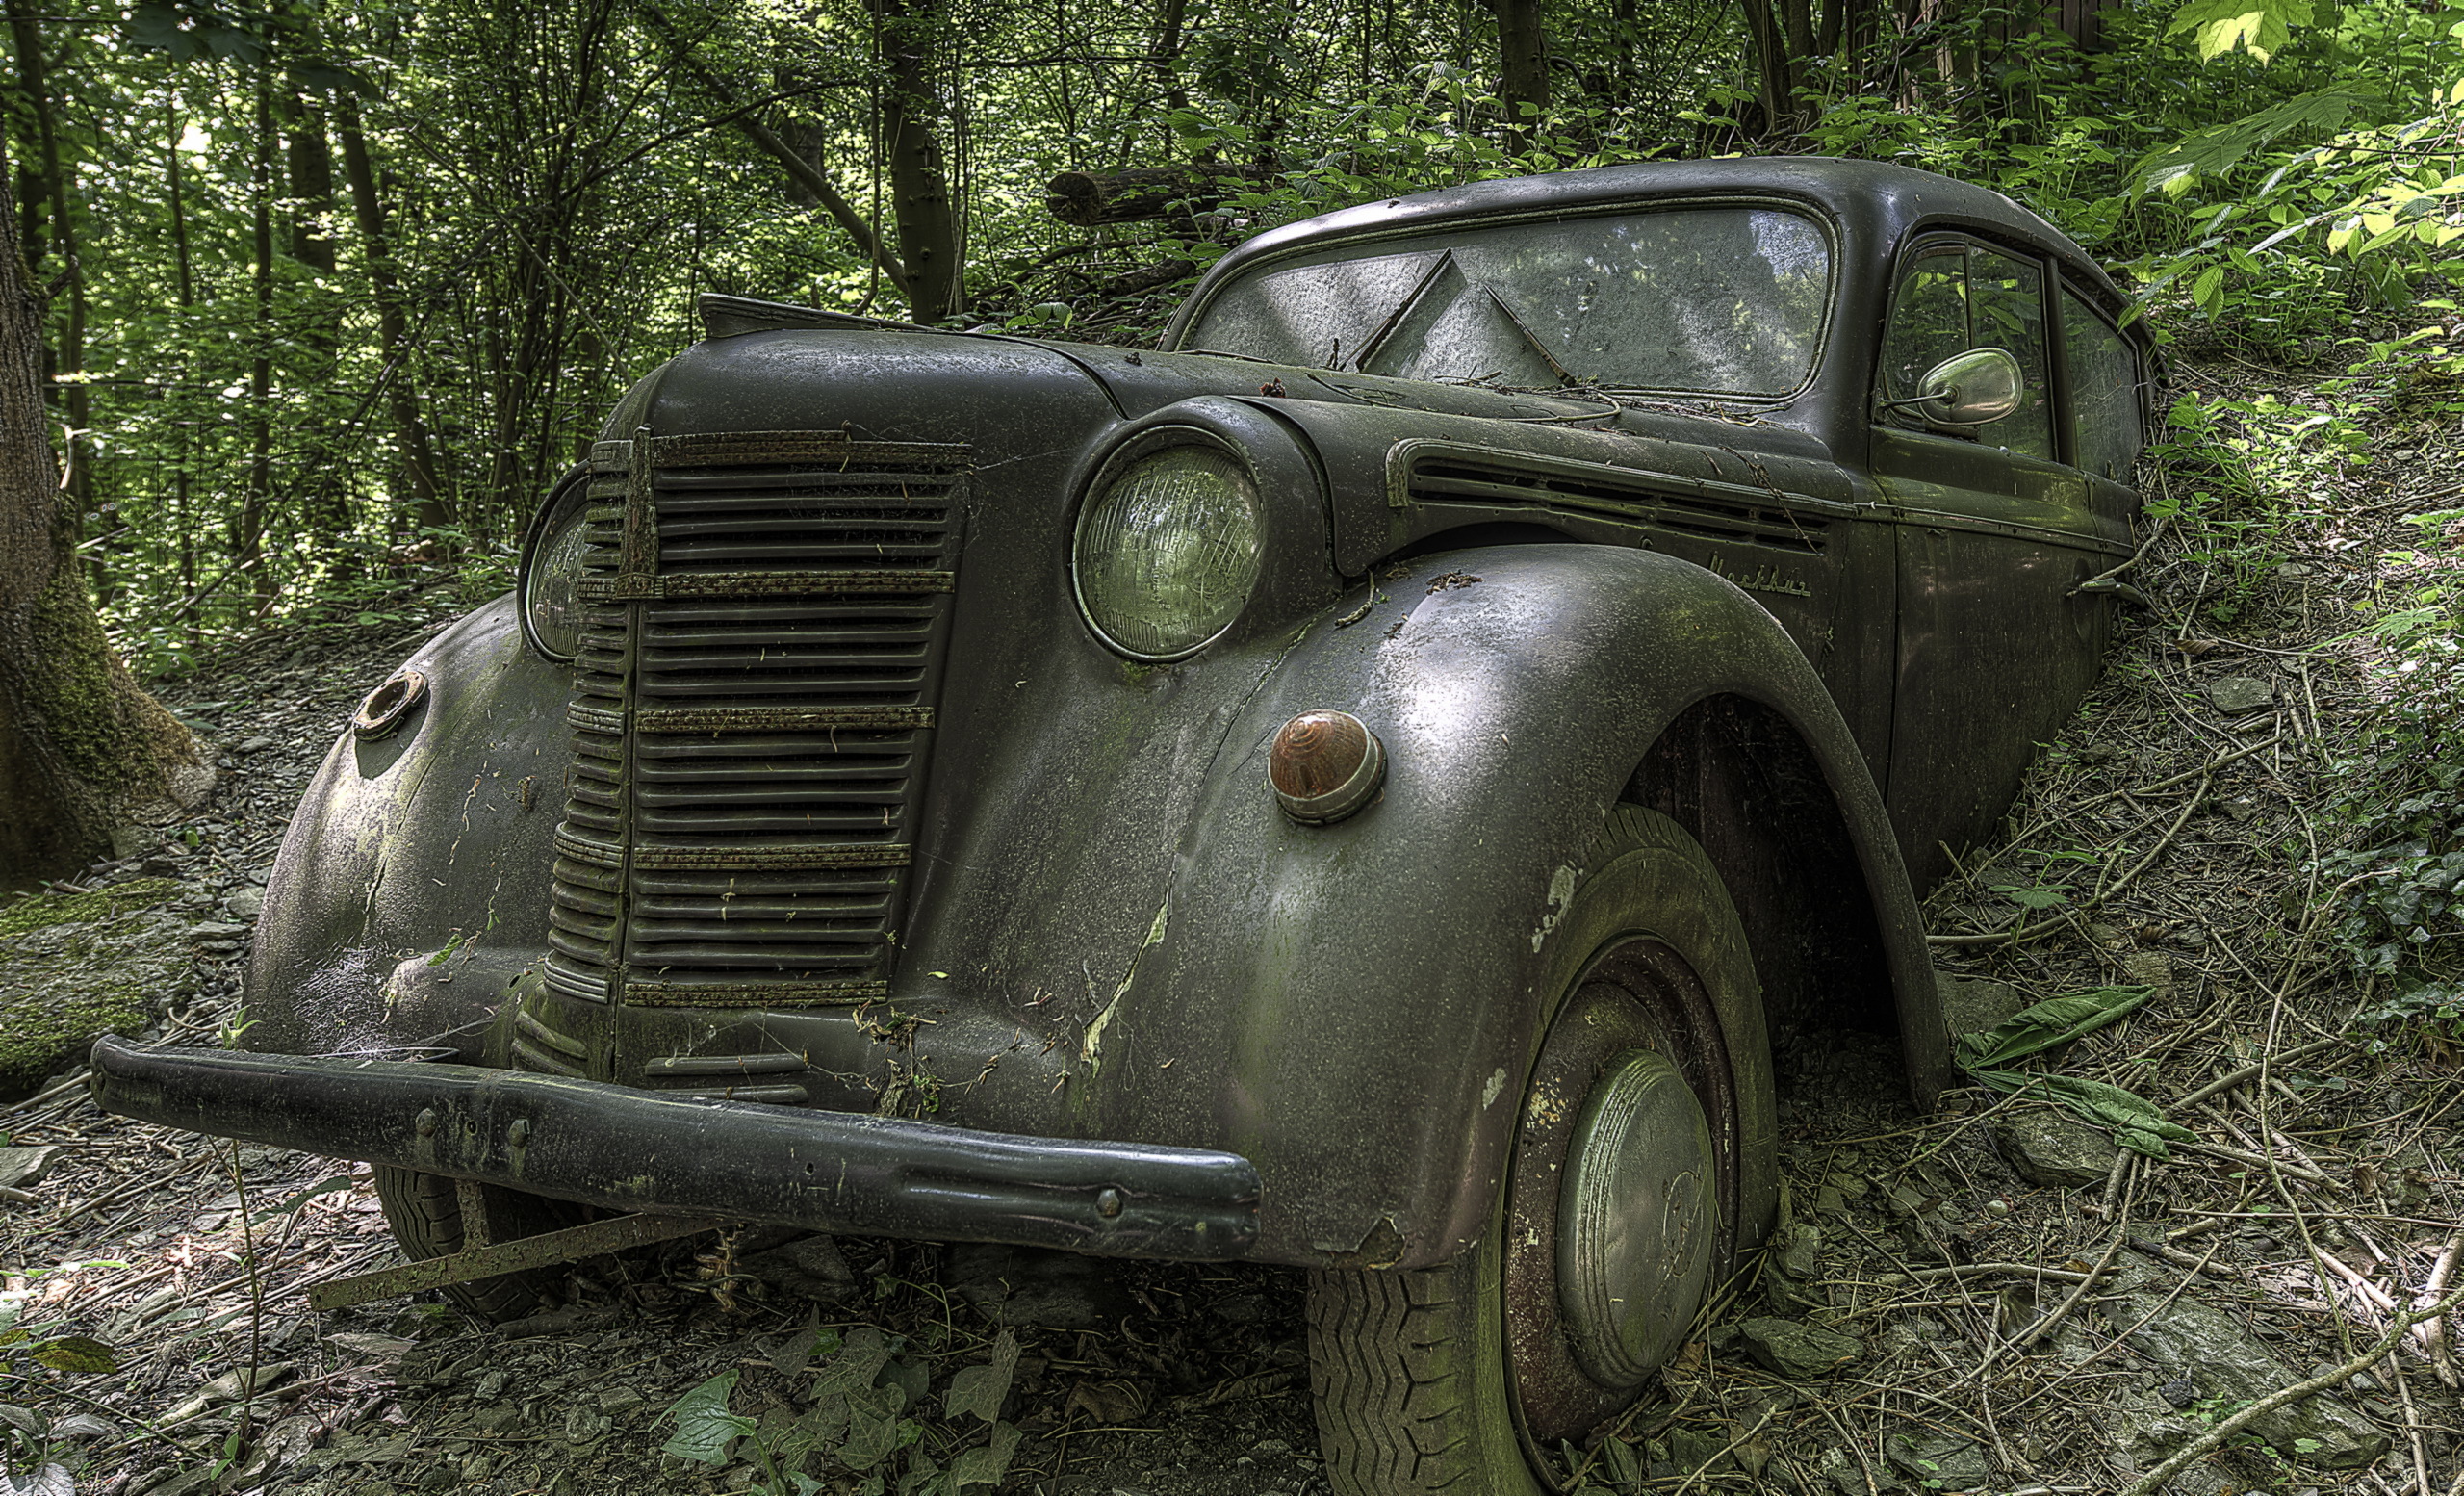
[372,1166,583,1322]
[1307,806,1778,1496]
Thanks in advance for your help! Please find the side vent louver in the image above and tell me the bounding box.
[1407,456,1828,555]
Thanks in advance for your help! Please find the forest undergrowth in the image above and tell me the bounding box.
[0,341,2461,1495]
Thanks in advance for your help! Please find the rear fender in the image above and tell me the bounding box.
[1085,544,1945,1268]
[244,596,573,1060]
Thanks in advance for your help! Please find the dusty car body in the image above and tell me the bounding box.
[94,158,2149,1489]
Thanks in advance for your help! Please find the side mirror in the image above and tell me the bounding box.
[1886,348,2024,426]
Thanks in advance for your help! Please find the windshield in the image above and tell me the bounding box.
[1181,205,1833,398]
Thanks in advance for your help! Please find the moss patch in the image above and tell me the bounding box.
[0,877,189,1099]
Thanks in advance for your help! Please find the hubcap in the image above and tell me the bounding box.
[1503,938,1737,1444]
[1555,1050,1717,1386]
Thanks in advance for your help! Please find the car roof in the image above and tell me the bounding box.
[1169,157,2136,343]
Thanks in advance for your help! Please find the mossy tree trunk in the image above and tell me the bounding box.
[0,166,201,889]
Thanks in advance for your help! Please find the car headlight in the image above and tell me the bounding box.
[520,469,591,662]
[1072,443,1264,660]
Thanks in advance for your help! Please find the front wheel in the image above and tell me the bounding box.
[372,1166,585,1322]
[1308,806,1777,1496]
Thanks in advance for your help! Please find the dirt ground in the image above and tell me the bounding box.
[4,356,2462,1495]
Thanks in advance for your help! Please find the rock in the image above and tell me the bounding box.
[2119,950,2173,996]
[388,1303,463,1341]
[236,736,278,754]
[0,1145,61,1191]
[1667,1427,1732,1475]
[2202,677,2274,713]
[1884,1432,1989,1488]
[1734,1317,1863,1380]
[1938,975,2031,1040]
[1993,1112,2117,1188]
[0,879,186,1101]
[741,1233,856,1303]
[2102,1288,2387,1467]
[1767,1221,1822,1281]
[225,887,266,919]
[109,824,165,861]
[2220,794,2260,821]
[945,1241,1135,1330]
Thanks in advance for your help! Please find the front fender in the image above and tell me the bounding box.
[1082,544,1941,1268]
[244,596,574,1059]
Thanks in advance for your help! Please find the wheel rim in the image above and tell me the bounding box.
[1502,934,1739,1446]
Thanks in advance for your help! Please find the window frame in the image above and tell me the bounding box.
[1873,232,2065,465]
[1170,194,1846,403]
[2050,278,2147,485]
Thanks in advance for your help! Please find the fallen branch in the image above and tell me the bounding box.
[1930,772,2209,946]
[2120,1276,2464,1496]
[2417,1227,2464,1389]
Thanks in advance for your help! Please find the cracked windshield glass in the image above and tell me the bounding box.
[1186,205,1833,397]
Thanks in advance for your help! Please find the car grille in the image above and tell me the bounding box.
[542,429,966,1010]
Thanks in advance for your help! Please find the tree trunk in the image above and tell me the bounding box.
[1495,0,1552,150]
[334,92,448,533]
[0,165,203,887]
[237,76,275,611]
[282,87,352,557]
[870,0,963,324]
[4,0,91,599]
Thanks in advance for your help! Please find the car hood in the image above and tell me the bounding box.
[611,326,1852,580]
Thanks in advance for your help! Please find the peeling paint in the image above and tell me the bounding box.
[1528,863,1578,952]
[1481,1067,1508,1110]
[1083,896,1170,1082]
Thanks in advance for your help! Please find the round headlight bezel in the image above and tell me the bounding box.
[1070,429,1266,663]
[519,465,592,663]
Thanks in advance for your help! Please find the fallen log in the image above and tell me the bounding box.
[1044,164,1264,226]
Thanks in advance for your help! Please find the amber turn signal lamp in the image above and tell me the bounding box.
[1269,709,1386,825]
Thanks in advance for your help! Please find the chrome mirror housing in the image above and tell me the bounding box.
[1894,347,2024,426]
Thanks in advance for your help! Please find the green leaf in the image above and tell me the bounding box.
[2192,265,2227,317]
[1966,1070,2199,1158]
[2166,0,2314,62]
[0,1402,48,1437]
[659,1371,756,1465]
[1957,988,2153,1070]
[31,1336,118,1374]
[809,1327,892,1397]
[942,1330,1018,1423]
[838,1382,911,1471]
[949,1422,1022,1490]
[2127,88,2380,196]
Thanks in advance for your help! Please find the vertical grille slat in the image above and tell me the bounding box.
[540,430,965,1016]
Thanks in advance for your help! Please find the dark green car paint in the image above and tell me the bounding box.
[117,158,2150,1271]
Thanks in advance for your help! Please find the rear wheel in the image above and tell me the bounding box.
[372,1166,583,1322]
[1307,806,1777,1496]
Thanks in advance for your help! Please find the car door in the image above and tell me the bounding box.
[1873,236,2140,890]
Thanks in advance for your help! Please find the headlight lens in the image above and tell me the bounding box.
[521,474,591,662]
[1073,445,1263,659]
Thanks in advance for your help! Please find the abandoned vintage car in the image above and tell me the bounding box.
[94,158,2150,1493]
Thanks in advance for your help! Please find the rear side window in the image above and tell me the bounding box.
[2063,292,2143,481]
[1877,242,2054,462]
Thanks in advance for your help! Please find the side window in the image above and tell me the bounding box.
[1968,250,2052,460]
[2062,290,2143,481]
[1880,250,1968,403]
[1877,243,2055,462]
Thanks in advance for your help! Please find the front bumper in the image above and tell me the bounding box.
[90,1037,1260,1260]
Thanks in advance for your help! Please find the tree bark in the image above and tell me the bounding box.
[5,0,90,598]
[1043,164,1261,225]
[281,87,351,555]
[334,92,448,533]
[1495,0,1552,150]
[237,75,275,611]
[870,0,963,324]
[0,162,203,887]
